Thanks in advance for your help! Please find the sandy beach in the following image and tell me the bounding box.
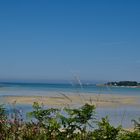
[4,93,140,108]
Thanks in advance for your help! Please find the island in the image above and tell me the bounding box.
[104,81,140,87]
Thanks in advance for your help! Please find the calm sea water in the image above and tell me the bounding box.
[0,82,140,128]
[0,82,140,96]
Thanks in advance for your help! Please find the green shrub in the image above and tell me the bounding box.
[0,103,140,140]
[92,117,121,140]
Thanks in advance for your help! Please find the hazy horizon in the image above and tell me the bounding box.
[0,78,140,85]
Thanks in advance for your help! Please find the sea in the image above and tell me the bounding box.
[0,82,140,128]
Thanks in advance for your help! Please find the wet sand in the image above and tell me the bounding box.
[4,93,140,108]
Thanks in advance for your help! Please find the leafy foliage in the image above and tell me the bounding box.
[0,103,140,139]
[92,117,121,140]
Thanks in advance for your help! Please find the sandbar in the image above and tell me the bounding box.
[4,93,140,108]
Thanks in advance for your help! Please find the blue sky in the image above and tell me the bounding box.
[0,0,140,82]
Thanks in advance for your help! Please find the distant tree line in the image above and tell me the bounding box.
[105,81,140,87]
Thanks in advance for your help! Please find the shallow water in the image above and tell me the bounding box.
[96,106,140,128]
[3,103,139,128]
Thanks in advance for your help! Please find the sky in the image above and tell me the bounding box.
[0,0,140,82]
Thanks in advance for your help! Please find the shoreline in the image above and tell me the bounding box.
[97,84,140,88]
